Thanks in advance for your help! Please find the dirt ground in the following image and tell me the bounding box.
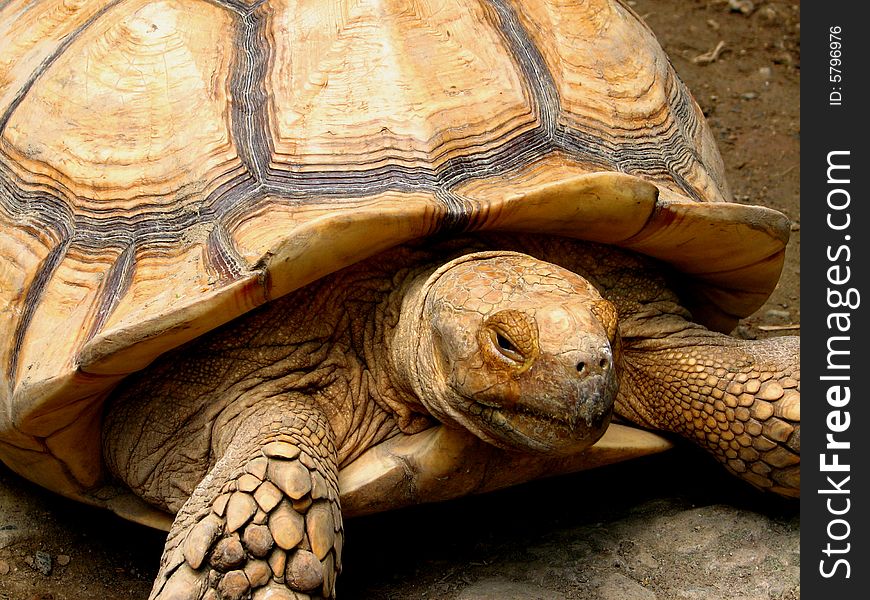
[0,1,801,599]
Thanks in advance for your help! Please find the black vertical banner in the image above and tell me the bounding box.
[802,2,868,597]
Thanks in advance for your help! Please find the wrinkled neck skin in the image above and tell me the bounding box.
[104,235,666,511]
[103,247,441,511]
[389,252,507,428]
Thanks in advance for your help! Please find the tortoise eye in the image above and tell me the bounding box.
[493,331,523,361]
[481,310,538,366]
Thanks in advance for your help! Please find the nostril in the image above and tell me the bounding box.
[576,355,609,376]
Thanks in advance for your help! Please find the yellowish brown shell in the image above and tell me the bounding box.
[0,0,788,503]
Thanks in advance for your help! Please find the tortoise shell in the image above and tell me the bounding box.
[0,0,788,504]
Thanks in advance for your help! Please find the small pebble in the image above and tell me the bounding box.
[728,0,755,15]
[56,554,71,567]
[765,309,791,321]
[0,558,10,575]
[35,551,52,576]
[734,324,757,340]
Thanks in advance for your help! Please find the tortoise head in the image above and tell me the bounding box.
[394,251,618,455]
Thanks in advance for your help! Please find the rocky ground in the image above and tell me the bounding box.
[0,1,800,598]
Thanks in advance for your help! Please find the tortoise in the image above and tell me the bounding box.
[0,0,800,598]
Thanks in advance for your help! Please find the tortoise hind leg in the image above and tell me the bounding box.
[152,397,342,600]
[618,330,800,497]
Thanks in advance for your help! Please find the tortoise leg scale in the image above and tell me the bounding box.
[617,329,800,497]
[151,398,342,600]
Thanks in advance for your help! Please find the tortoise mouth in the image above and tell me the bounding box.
[464,390,614,455]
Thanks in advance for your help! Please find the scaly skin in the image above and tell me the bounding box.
[104,238,618,599]
[516,236,800,497]
[103,235,800,599]
[105,257,424,599]
[149,397,343,599]
[494,233,801,497]
[617,325,800,496]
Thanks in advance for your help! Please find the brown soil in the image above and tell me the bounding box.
[0,1,800,599]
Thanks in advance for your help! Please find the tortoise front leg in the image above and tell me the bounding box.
[152,397,342,600]
[618,328,800,497]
